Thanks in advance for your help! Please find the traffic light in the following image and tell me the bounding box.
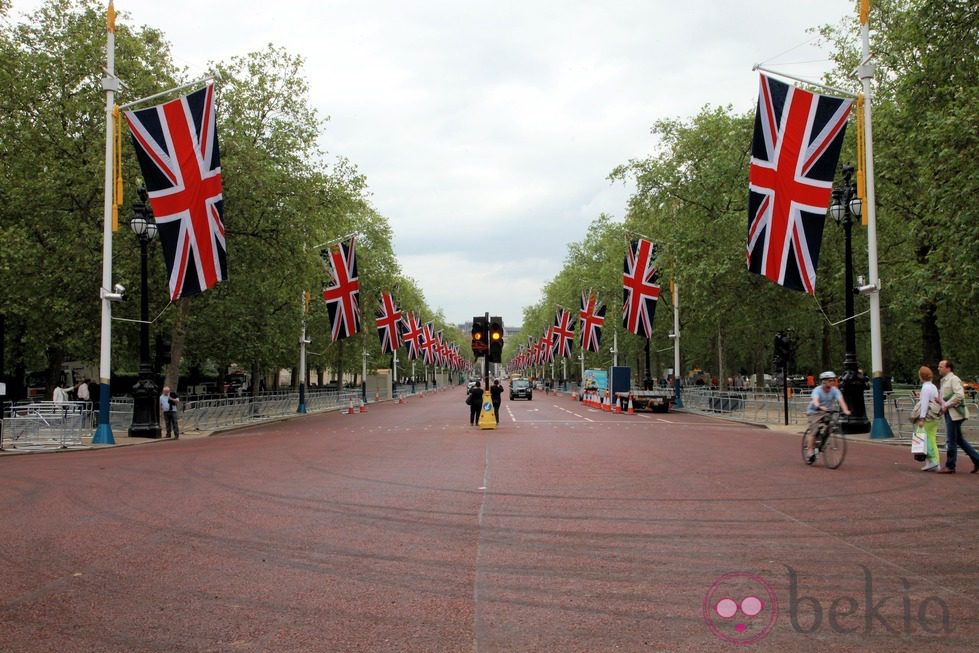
[773,331,791,370]
[471,316,488,357]
[488,316,504,363]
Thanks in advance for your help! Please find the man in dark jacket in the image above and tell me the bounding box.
[490,379,503,423]
[468,381,484,426]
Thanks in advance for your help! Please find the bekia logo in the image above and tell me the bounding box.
[704,567,953,643]
[702,572,778,644]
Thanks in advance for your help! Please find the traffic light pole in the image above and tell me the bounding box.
[483,311,490,390]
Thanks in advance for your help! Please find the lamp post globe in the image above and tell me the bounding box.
[833,165,870,434]
[128,190,162,438]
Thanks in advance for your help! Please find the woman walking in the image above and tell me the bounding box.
[915,366,941,472]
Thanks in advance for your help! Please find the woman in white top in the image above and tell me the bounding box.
[915,366,941,471]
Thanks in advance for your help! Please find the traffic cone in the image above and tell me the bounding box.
[359,399,367,413]
[627,396,635,415]
[347,399,354,414]
[614,399,622,414]
[603,394,611,411]
[398,393,405,404]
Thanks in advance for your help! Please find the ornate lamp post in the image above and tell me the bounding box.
[128,188,161,438]
[830,165,870,434]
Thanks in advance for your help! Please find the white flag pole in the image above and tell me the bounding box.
[94,2,119,444]
[858,0,892,438]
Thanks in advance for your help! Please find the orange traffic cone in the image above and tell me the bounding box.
[347,399,354,415]
[626,396,635,415]
[614,400,622,414]
[398,393,405,404]
[603,394,611,411]
[359,399,367,413]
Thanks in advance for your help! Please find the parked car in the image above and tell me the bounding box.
[510,378,533,401]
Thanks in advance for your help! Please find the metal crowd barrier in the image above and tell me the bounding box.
[180,389,364,433]
[677,388,979,443]
[1,401,94,450]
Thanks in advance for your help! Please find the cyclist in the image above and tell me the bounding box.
[805,371,852,465]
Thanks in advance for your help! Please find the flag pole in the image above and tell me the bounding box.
[94,2,119,445]
[857,0,892,438]
[751,64,859,99]
[118,74,219,111]
[671,278,683,408]
[298,290,308,413]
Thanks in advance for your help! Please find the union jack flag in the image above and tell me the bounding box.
[747,74,852,294]
[421,322,437,366]
[375,291,402,354]
[579,291,605,353]
[124,83,226,300]
[553,308,575,359]
[321,237,361,342]
[400,311,424,361]
[623,238,661,338]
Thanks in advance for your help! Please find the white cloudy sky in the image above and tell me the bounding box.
[15,0,857,326]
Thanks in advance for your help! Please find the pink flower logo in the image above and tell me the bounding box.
[703,572,779,644]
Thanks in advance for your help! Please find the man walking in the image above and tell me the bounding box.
[937,359,978,473]
[160,385,180,439]
[490,379,503,424]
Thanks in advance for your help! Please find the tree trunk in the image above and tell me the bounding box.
[920,301,943,367]
[165,298,192,391]
[716,326,725,390]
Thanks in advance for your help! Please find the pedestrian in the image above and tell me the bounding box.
[914,366,941,472]
[937,359,978,473]
[467,380,483,426]
[75,378,91,403]
[52,381,70,404]
[160,385,180,439]
[490,379,503,423]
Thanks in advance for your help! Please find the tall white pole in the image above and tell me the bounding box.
[671,279,683,408]
[392,348,398,400]
[612,330,618,367]
[298,292,307,413]
[94,2,118,444]
[859,0,892,438]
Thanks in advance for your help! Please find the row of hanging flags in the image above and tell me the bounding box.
[118,70,850,363]
[320,237,470,371]
[506,236,661,374]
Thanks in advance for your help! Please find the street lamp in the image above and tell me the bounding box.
[128,187,161,438]
[830,164,870,434]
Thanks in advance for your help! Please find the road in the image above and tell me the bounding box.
[1,389,977,652]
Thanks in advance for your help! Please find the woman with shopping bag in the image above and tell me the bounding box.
[912,366,942,471]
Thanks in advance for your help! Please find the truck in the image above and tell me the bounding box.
[616,387,675,413]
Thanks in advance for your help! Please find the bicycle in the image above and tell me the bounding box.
[801,409,847,469]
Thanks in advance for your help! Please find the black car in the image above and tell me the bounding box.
[509,378,532,401]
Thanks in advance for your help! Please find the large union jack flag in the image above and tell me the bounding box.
[553,307,575,359]
[747,74,852,294]
[623,238,661,338]
[579,291,605,353]
[321,237,361,342]
[400,311,424,361]
[375,291,402,354]
[124,83,226,300]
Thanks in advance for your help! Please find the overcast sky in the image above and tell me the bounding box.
[16,0,857,326]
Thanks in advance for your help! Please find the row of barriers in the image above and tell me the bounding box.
[1,386,455,451]
[677,387,979,442]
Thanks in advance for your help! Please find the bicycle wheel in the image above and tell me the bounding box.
[820,427,847,469]
[801,428,816,464]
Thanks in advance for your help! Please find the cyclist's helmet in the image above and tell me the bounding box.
[819,371,836,381]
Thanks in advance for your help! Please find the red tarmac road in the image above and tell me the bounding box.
[1,390,978,652]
